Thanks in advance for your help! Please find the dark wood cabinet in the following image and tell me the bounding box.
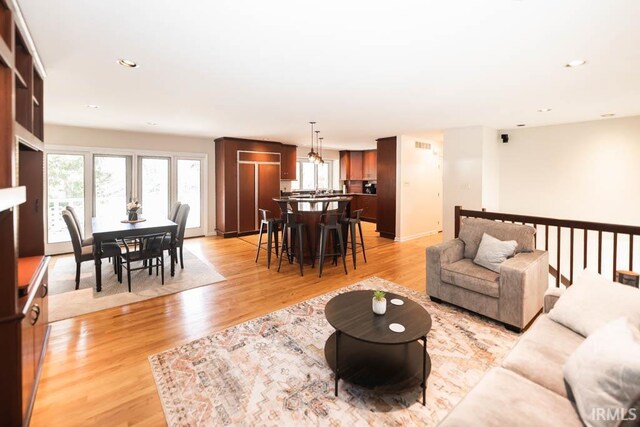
[340,151,350,181]
[19,149,44,257]
[363,150,377,180]
[376,137,397,239]
[280,144,297,180]
[349,151,363,180]
[360,195,377,222]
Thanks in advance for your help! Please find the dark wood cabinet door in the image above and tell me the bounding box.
[18,150,44,257]
[280,145,297,180]
[339,151,350,181]
[258,164,281,219]
[238,163,257,233]
[21,303,35,420]
[33,273,48,368]
[363,150,377,180]
[349,151,363,180]
[376,137,396,238]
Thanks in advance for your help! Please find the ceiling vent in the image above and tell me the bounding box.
[415,141,432,150]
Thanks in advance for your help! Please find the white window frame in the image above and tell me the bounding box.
[45,145,207,255]
[292,158,333,191]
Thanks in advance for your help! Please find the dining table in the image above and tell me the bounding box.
[91,217,178,292]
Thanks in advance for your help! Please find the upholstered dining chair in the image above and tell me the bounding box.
[66,205,92,246]
[62,210,122,289]
[169,201,181,222]
[162,204,190,269]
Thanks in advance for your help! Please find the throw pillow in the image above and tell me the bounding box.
[564,318,640,427]
[473,233,518,273]
[548,269,640,337]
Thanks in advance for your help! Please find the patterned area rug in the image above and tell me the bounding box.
[149,277,517,426]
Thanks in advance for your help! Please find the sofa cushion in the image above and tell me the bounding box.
[439,367,583,427]
[473,232,518,273]
[502,315,584,397]
[564,318,640,427]
[548,269,640,337]
[441,258,500,298]
[459,217,536,259]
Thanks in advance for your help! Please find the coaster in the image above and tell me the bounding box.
[389,323,405,333]
[390,298,404,306]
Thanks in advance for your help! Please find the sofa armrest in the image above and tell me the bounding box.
[499,250,549,329]
[426,239,465,298]
[543,287,564,314]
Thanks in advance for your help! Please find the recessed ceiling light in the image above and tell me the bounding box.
[601,113,615,117]
[146,121,158,126]
[517,124,526,127]
[537,108,552,113]
[86,104,100,109]
[565,59,586,68]
[118,59,138,68]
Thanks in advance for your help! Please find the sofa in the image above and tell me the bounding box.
[439,286,640,427]
[427,218,549,331]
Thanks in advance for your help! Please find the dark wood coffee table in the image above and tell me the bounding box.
[324,290,432,405]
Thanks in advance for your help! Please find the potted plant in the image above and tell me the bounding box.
[372,290,387,315]
[127,200,141,221]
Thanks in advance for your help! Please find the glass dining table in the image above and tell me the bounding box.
[91,217,177,292]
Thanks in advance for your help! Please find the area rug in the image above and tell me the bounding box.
[48,249,226,322]
[149,277,517,426]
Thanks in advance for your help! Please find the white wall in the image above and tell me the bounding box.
[499,115,640,226]
[442,126,499,240]
[44,124,217,234]
[395,135,443,241]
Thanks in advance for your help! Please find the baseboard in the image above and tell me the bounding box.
[394,230,441,243]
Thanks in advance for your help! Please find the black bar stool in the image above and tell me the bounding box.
[317,212,348,278]
[341,208,367,269]
[255,209,284,268]
[277,212,310,276]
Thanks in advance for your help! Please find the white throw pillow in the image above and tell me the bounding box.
[563,318,640,427]
[548,269,640,337]
[472,233,517,273]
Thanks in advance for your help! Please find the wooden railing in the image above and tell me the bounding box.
[454,206,640,287]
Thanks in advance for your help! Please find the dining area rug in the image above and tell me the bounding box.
[48,249,225,322]
[149,276,517,426]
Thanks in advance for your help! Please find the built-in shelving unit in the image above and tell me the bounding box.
[0,1,49,424]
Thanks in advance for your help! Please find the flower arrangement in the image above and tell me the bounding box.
[127,200,141,221]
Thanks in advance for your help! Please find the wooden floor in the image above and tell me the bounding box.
[31,223,442,426]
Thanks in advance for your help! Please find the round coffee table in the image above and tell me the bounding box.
[324,290,432,405]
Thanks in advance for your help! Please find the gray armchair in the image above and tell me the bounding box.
[427,218,549,331]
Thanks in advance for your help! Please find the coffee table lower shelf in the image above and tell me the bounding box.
[324,331,431,404]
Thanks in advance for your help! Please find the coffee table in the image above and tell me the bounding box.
[324,290,432,405]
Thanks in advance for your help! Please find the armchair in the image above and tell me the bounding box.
[427,218,549,331]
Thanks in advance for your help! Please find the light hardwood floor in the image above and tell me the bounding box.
[31,223,442,426]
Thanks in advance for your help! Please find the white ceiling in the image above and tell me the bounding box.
[20,0,640,149]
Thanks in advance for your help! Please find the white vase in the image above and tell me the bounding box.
[372,298,387,315]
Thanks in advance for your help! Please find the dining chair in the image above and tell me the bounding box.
[162,204,190,269]
[169,201,181,222]
[66,205,93,246]
[119,232,167,291]
[62,210,122,289]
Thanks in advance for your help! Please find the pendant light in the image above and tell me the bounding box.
[307,122,317,161]
[314,131,322,164]
[318,137,325,164]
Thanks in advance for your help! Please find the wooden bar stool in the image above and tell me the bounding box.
[341,208,367,269]
[255,209,284,268]
[277,212,310,276]
[317,212,348,278]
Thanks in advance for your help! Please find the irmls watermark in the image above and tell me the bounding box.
[590,407,637,422]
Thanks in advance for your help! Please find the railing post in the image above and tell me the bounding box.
[454,205,461,238]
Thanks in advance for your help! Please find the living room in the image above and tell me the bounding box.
[1,1,639,426]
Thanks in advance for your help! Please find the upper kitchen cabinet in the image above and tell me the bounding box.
[363,150,377,180]
[349,151,363,180]
[280,144,297,180]
[340,151,350,181]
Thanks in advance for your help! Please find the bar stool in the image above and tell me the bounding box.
[341,208,367,270]
[316,212,348,278]
[255,209,284,268]
[277,212,310,276]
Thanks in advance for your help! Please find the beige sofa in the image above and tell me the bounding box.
[439,288,639,426]
[427,218,549,331]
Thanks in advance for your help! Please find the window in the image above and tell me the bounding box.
[139,157,170,221]
[93,155,131,220]
[291,159,333,191]
[177,159,201,228]
[47,153,85,243]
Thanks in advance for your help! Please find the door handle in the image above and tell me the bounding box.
[30,304,41,325]
[35,198,39,213]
